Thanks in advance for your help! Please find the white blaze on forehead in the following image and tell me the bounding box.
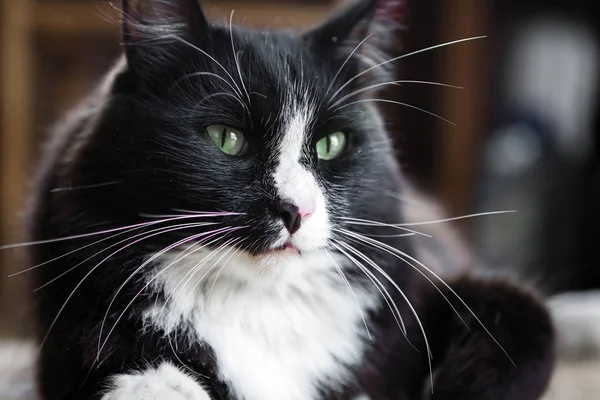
[273,102,317,207]
[272,98,331,249]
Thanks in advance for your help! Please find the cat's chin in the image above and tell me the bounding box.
[233,246,334,280]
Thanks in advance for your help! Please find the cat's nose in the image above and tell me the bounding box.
[276,202,302,234]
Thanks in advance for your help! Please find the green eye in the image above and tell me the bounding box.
[316,131,346,160]
[207,125,248,156]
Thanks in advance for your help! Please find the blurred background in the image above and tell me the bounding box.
[1,0,599,398]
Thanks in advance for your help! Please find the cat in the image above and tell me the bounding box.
[25,0,555,399]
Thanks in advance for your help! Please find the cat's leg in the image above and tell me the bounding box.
[102,362,212,400]
[424,277,555,400]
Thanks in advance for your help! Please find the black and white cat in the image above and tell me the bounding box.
[26,0,554,399]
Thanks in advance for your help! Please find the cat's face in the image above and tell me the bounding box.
[88,0,405,275]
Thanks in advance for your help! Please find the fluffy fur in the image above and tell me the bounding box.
[25,0,555,399]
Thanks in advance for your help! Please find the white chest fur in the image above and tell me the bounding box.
[144,249,376,400]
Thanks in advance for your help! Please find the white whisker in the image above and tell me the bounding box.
[96,226,243,357]
[171,71,244,105]
[169,35,245,100]
[206,242,243,306]
[229,10,251,104]
[49,180,123,193]
[394,210,517,227]
[338,228,516,367]
[339,229,467,329]
[338,216,430,237]
[33,223,218,290]
[329,36,487,102]
[334,98,455,125]
[9,225,143,278]
[330,242,406,337]
[322,248,372,340]
[40,222,229,350]
[329,80,463,109]
[333,240,433,389]
[1,213,230,250]
[325,34,373,98]
[159,237,238,322]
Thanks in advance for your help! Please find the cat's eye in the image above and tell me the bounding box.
[207,125,248,156]
[316,132,346,160]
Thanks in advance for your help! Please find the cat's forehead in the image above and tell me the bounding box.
[186,28,331,137]
[210,27,329,95]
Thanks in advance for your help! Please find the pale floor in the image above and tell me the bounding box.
[1,341,599,400]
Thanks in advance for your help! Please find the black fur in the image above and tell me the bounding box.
[25,1,554,399]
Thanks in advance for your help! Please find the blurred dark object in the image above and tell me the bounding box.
[471,0,600,293]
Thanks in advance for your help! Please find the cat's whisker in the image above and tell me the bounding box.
[159,236,239,323]
[299,51,305,96]
[166,326,211,380]
[229,11,251,105]
[331,241,408,340]
[337,216,430,237]
[1,214,227,251]
[339,229,467,329]
[170,72,244,106]
[161,238,241,334]
[333,98,456,125]
[190,238,243,301]
[49,180,124,193]
[329,36,487,103]
[33,223,218,290]
[321,248,372,340]
[171,209,243,216]
[206,240,244,306]
[337,228,516,367]
[364,233,416,238]
[40,223,235,350]
[98,232,243,359]
[325,34,373,99]
[168,35,246,100]
[332,239,433,389]
[391,210,517,227]
[140,211,238,219]
[9,225,143,278]
[329,80,463,109]
[97,236,208,359]
[96,226,243,356]
[200,92,248,111]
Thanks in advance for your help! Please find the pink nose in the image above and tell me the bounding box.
[298,206,314,220]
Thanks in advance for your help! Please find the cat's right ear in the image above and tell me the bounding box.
[121,0,210,68]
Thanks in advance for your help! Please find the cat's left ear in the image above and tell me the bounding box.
[304,0,407,81]
[121,0,210,69]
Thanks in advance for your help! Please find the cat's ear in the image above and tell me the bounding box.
[121,0,210,67]
[305,0,379,48]
[305,0,407,83]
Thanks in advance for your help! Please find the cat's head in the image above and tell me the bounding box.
[81,0,409,276]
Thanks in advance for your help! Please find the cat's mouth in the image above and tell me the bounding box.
[273,241,301,255]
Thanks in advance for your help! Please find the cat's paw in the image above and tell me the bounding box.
[425,277,555,400]
[102,362,211,400]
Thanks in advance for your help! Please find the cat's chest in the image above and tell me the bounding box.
[147,256,375,400]
[198,295,366,400]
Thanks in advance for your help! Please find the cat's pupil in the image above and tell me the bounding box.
[221,127,227,148]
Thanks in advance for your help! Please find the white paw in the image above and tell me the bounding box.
[102,362,212,400]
